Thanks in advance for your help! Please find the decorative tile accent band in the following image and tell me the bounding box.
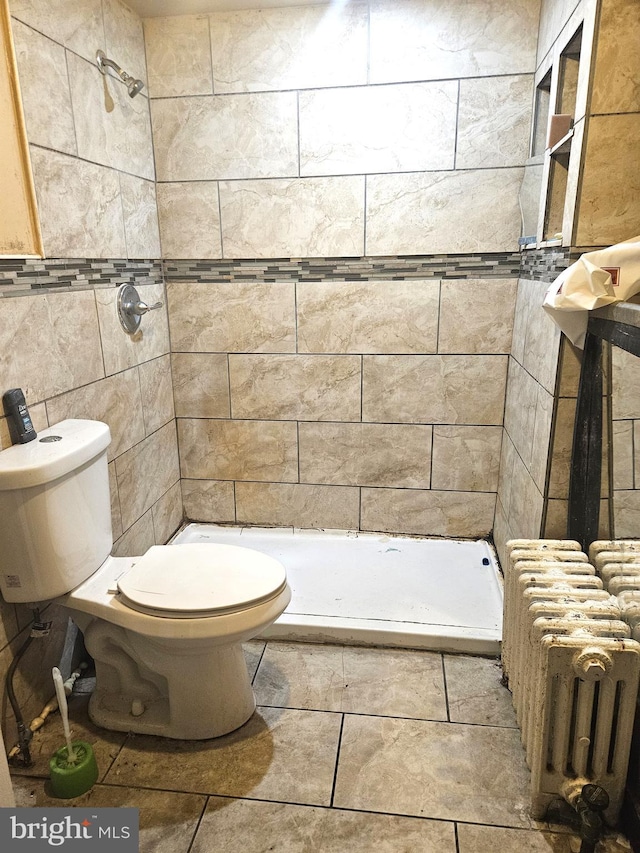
[519,246,605,283]
[162,252,522,282]
[2,249,594,296]
[0,258,163,297]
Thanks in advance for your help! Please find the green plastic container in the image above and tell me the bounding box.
[49,741,98,799]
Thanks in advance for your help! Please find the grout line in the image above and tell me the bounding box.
[296,90,301,178]
[147,163,527,185]
[145,71,535,102]
[216,182,224,258]
[359,354,364,422]
[440,654,451,722]
[454,821,460,853]
[362,175,367,256]
[249,703,515,729]
[294,279,299,354]
[100,732,131,782]
[185,796,210,853]
[207,14,215,95]
[329,713,346,808]
[251,641,269,686]
[80,778,544,835]
[453,79,460,171]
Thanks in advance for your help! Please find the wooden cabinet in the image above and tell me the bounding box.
[0,0,42,257]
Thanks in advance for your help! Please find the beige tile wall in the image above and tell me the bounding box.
[148,1,537,259]
[0,284,181,743]
[171,277,517,538]
[576,0,640,248]
[1,0,175,744]
[494,278,610,568]
[612,347,640,537]
[491,0,639,563]
[152,1,535,541]
[493,279,562,567]
[0,285,180,551]
[10,0,159,258]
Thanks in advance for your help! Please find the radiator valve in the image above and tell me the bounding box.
[553,780,611,853]
[572,647,613,681]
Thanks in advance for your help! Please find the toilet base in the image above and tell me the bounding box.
[81,619,258,739]
[87,689,257,740]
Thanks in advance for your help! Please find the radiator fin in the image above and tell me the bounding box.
[504,538,640,824]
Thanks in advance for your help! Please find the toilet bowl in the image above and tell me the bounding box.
[65,543,290,739]
[0,420,291,739]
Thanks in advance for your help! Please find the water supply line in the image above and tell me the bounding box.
[6,663,87,764]
[5,608,50,768]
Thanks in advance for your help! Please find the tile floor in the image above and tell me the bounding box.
[9,642,632,852]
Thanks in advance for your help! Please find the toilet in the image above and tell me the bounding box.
[0,419,291,739]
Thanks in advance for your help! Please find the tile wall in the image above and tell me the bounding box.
[493,0,597,567]
[492,259,595,567]
[169,261,518,537]
[0,0,179,743]
[611,346,640,536]
[577,0,640,248]
[493,0,640,565]
[147,0,539,259]
[11,0,632,746]
[9,0,159,258]
[147,0,538,537]
[585,0,640,537]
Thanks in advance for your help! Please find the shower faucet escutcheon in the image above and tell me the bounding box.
[117,283,163,334]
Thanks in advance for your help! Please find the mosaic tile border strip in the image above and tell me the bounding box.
[0,248,591,296]
[0,258,163,297]
[162,252,522,282]
[519,246,607,283]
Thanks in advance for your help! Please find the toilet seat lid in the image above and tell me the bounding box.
[116,543,287,618]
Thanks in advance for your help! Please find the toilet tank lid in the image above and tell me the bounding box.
[0,419,111,490]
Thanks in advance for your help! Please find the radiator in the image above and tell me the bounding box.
[504,539,640,824]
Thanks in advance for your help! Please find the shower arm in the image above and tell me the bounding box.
[95,50,144,96]
[96,50,127,82]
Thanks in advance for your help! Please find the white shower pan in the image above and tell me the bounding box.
[172,524,503,655]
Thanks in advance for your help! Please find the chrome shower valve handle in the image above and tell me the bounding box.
[131,299,163,316]
[117,283,163,334]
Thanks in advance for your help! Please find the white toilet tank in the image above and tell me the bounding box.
[0,419,112,604]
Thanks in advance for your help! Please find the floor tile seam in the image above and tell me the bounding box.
[454,818,582,836]
[256,702,448,723]
[178,788,468,829]
[254,702,518,728]
[251,642,269,685]
[99,734,131,782]
[440,652,451,721]
[96,783,466,826]
[328,804,545,833]
[329,713,345,807]
[185,795,211,853]
[71,778,217,799]
[12,774,588,841]
[19,775,569,837]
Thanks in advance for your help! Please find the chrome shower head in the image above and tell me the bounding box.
[127,78,145,98]
[96,50,145,99]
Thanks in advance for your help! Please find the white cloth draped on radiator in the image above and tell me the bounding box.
[542,236,640,348]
